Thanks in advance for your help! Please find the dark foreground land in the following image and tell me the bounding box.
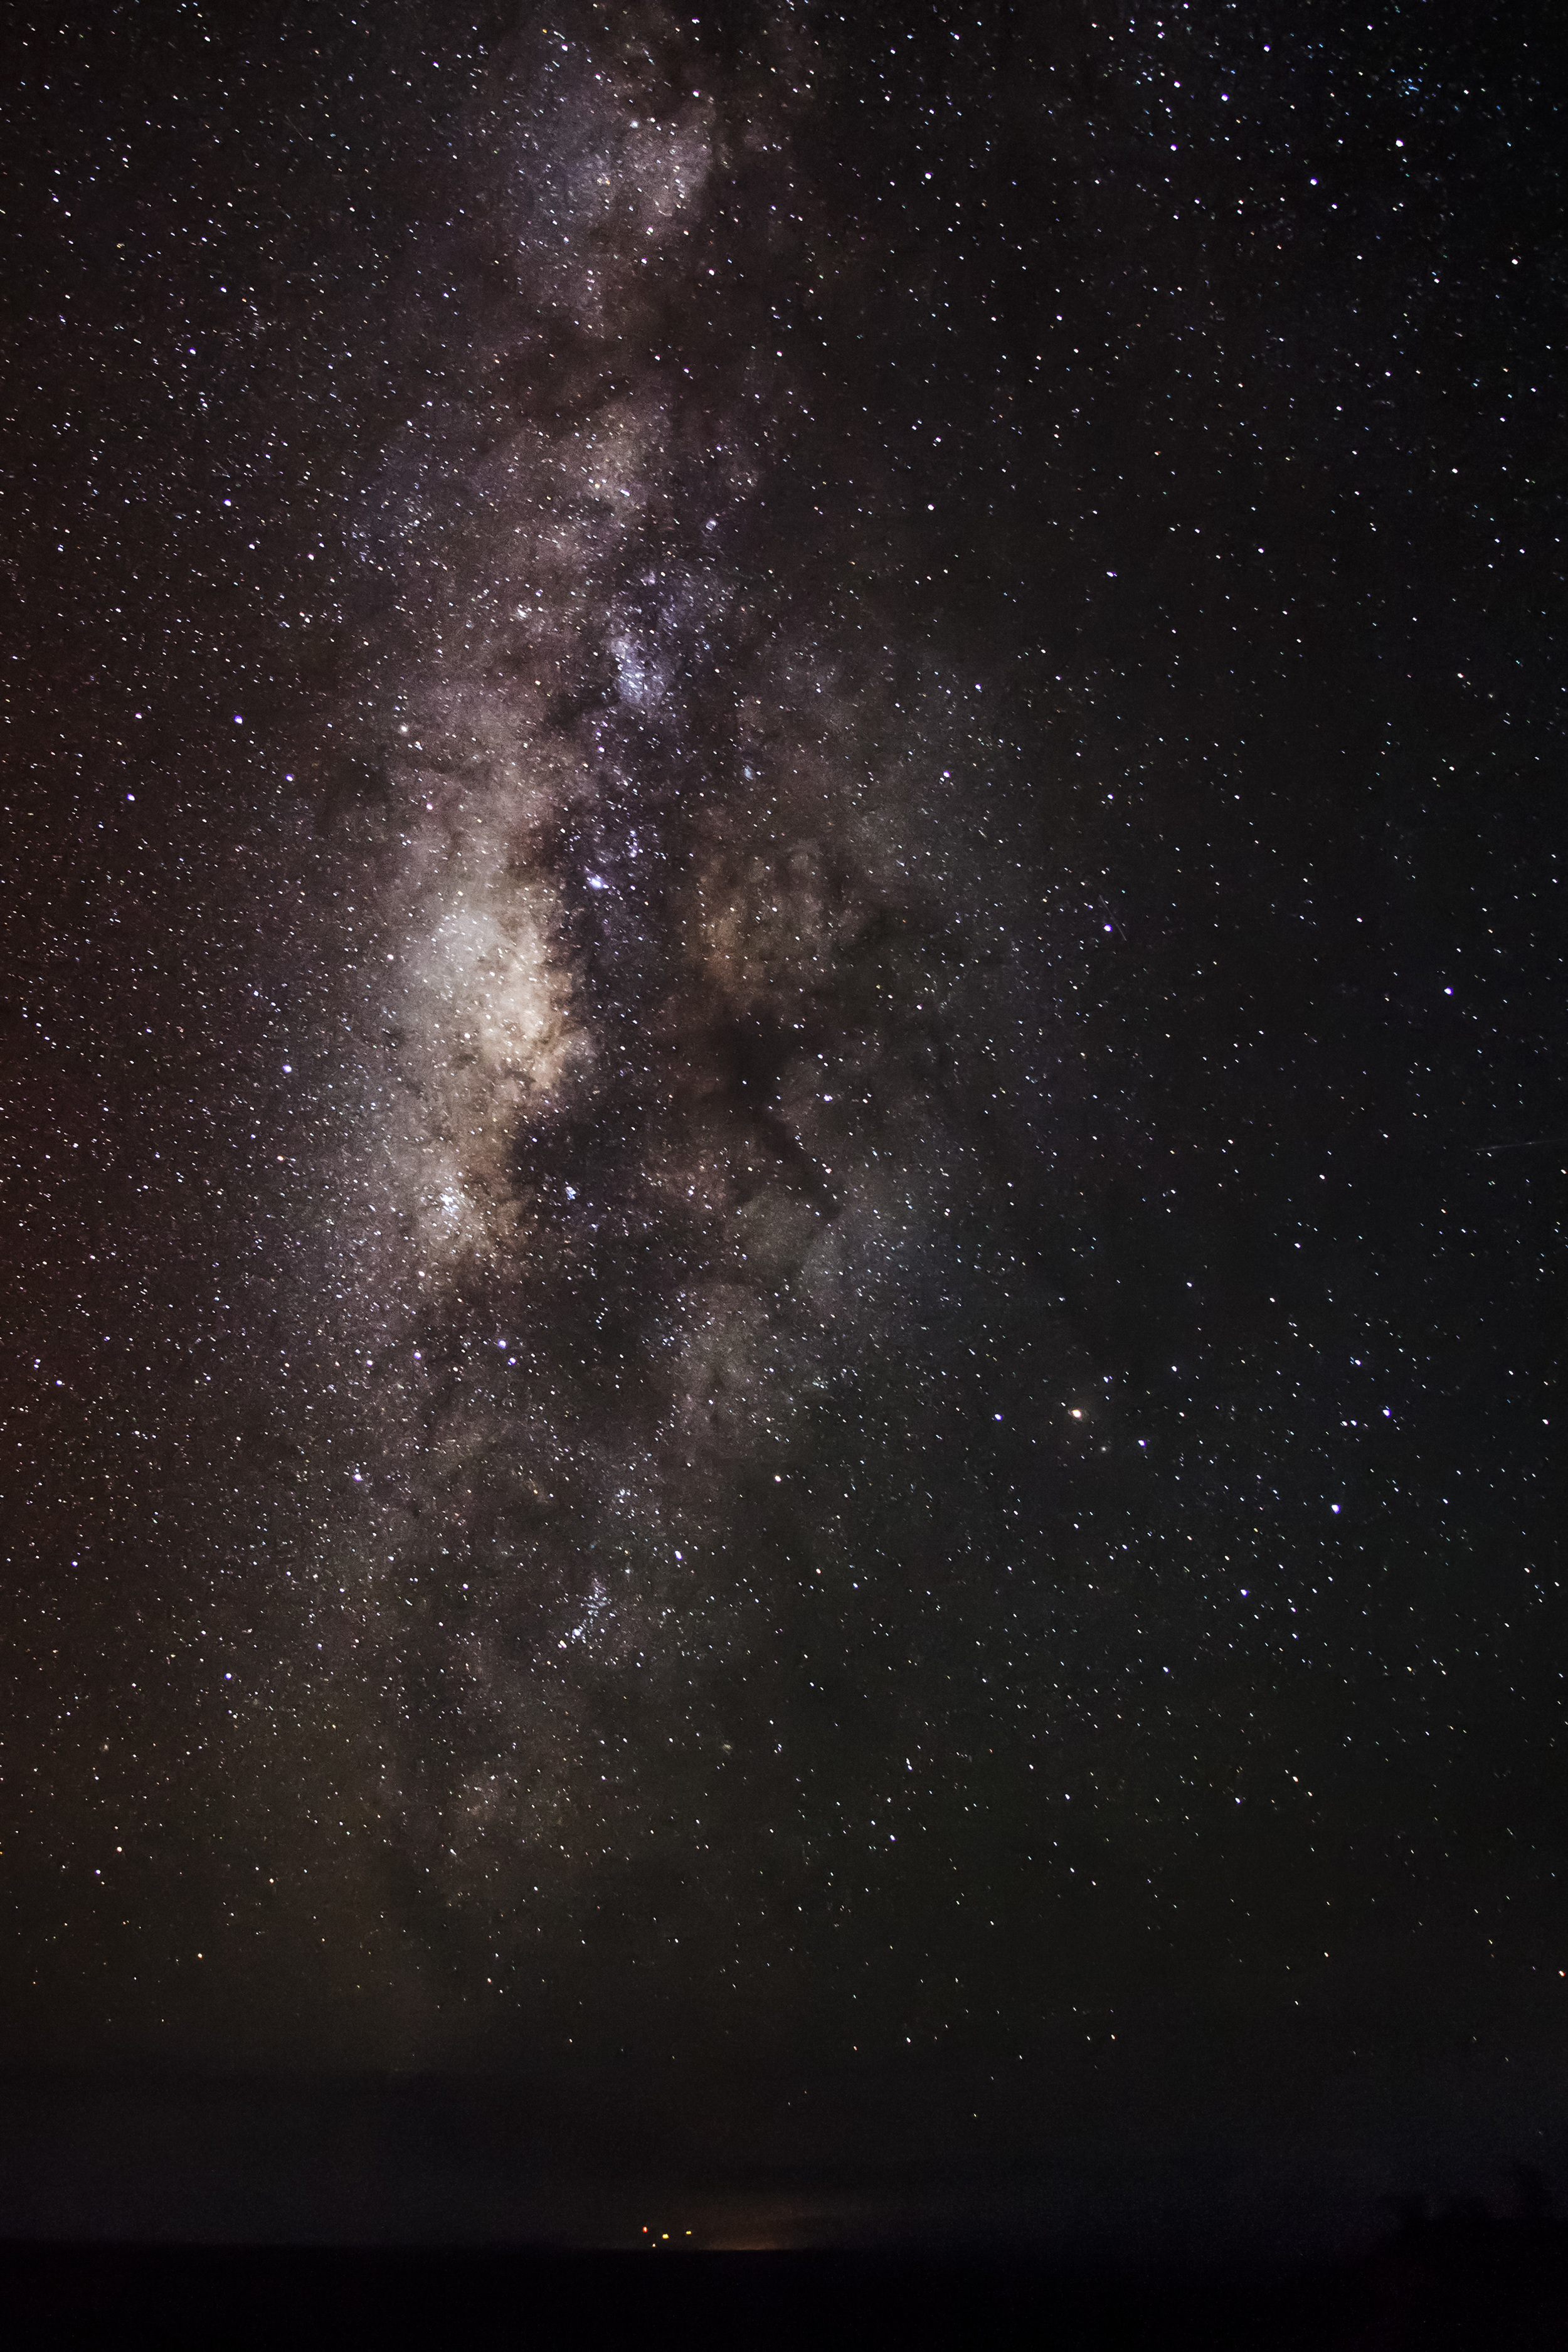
[3,2212,1567,2349]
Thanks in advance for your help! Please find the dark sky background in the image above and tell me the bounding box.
[2,0,1564,2256]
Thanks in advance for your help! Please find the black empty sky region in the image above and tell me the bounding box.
[2,0,1564,2257]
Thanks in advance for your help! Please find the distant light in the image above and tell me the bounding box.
[233,714,243,725]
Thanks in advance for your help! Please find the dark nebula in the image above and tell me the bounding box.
[3,0,1564,2257]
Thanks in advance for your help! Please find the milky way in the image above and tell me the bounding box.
[280,4,1052,2024]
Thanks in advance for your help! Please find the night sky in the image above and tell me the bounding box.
[3,0,1565,2254]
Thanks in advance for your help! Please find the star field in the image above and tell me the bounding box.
[2,0,1564,2247]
